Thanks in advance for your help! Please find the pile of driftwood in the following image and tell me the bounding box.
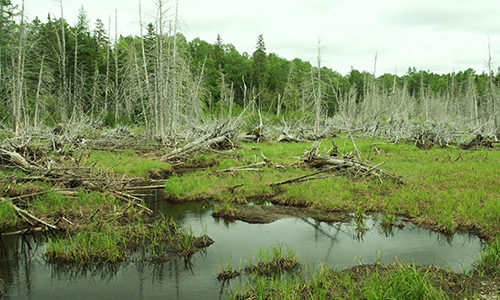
[411,129,449,149]
[161,123,237,161]
[271,143,403,186]
[459,134,496,149]
[0,141,157,234]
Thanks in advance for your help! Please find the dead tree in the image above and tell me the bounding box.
[314,38,322,133]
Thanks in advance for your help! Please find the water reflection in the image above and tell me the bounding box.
[0,199,484,300]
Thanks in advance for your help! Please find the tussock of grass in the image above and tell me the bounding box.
[380,213,396,229]
[45,225,128,264]
[245,244,299,277]
[45,216,212,264]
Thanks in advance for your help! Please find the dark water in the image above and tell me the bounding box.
[0,198,483,299]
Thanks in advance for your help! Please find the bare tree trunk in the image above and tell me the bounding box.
[276,93,281,117]
[73,27,78,121]
[314,38,321,132]
[12,0,25,133]
[34,54,45,128]
[59,0,67,123]
[229,82,234,117]
[90,62,99,118]
[157,0,166,137]
[138,0,152,132]
[487,38,499,134]
[242,76,248,111]
[104,15,111,112]
[132,45,148,126]
[219,71,225,120]
[114,9,119,124]
[169,0,180,136]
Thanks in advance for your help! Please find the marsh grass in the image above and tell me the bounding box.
[30,190,120,219]
[0,200,19,227]
[45,216,210,264]
[231,263,450,299]
[163,136,500,238]
[474,239,500,277]
[245,244,299,277]
[217,259,241,281]
[362,264,446,299]
[45,226,128,264]
[380,213,396,229]
[86,149,171,177]
[354,207,368,236]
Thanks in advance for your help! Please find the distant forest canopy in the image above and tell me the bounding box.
[1,1,499,136]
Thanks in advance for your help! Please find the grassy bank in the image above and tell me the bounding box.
[222,244,498,299]
[229,262,494,299]
[160,136,499,239]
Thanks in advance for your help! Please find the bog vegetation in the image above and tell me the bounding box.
[0,0,499,299]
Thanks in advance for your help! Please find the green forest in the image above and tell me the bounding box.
[1,1,499,138]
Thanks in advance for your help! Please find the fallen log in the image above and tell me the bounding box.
[161,135,230,161]
[300,146,403,184]
[111,191,153,215]
[0,148,39,171]
[0,197,58,230]
[217,162,266,173]
[1,227,45,236]
[270,167,339,186]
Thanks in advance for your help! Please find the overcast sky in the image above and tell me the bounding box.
[12,0,500,75]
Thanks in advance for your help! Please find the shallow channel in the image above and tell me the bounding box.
[0,197,483,299]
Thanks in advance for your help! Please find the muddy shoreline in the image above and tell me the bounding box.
[155,190,493,241]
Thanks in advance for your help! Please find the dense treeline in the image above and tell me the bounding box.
[1,1,499,137]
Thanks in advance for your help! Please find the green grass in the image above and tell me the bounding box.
[243,244,299,277]
[31,190,119,215]
[362,265,446,299]
[86,149,171,177]
[379,213,397,228]
[45,216,207,264]
[45,224,128,264]
[0,200,19,227]
[230,263,455,299]
[163,136,500,238]
[474,239,500,277]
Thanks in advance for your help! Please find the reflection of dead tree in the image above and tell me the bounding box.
[299,217,341,241]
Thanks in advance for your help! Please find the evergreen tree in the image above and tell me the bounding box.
[252,34,267,88]
[252,34,267,107]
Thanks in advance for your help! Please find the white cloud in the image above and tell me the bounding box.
[13,0,500,75]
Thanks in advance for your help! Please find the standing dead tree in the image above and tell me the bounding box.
[11,0,25,133]
[314,38,322,133]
